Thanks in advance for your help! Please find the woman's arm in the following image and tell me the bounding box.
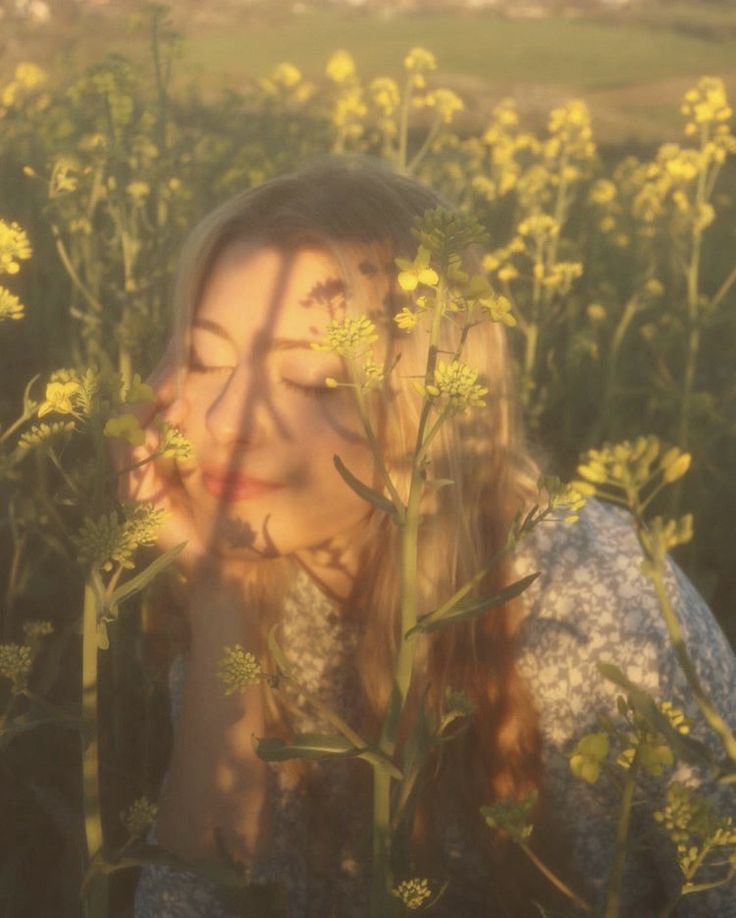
[154,574,271,867]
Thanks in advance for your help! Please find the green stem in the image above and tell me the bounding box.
[369,280,448,915]
[604,745,642,918]
[595,295,640,442]
[644,556,736,763]
[710,261,736,312]
[677,123,709,459]
[406,113,442,175]
[81,575,108,917]
[51,226,105,316]
[519,842,592,913]
[397,74,413,173]
[0,692,19,732]
[370,766,396,917]
[0,405,37,444]
[352,375,406,519]
[47,447,83,499]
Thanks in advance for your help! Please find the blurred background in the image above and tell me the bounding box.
[3,0,736,146]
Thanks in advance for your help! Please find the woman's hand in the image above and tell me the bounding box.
[112,363,207,575]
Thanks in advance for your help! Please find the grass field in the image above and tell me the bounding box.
[4,2,736,144]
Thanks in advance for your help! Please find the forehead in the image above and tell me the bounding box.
[196,244,385,341]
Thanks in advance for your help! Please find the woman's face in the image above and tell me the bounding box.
[174,244,385,570]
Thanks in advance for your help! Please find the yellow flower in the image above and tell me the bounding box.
[312,316,378,360]
[404,47,437,74]
[14,62,47,90]
[480,293,516,327]
[392,878,432,910]
[325,50,356,84]
[517,213,559,239]
[423,360,488,415]
[22,620,54,641]
[104,413,145,446]
[369,77,400,116]
[0,220,32,275]
[569,732,609,785]
[217,644,263,695]
[393,307,418,331]
[429,88,464,124]
[589,179,617,205]
[124,373,155,404]
[38,380,82,418]
[497,265,519,283]
[0,287,24,321]
[126,181,150,201]
[121,797,158,838]
[395,246,439,292]
[0,643,33,691]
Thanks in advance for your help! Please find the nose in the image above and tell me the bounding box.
[205,363,269,448]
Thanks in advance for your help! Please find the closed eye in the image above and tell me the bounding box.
[187,357,234,374]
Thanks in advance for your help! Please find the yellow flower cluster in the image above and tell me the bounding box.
[0,220,32,275]
[404,47,437,90]
[545,99,596,166]
[259,63,314,104]
[537,475,588,524]
[73,504,168,571]
[422,360,488,415]
[682,76,732,125]
[479,292,516,327]
[0,643,33,691]
[121,796,159,838]
[104,413,145,446]
[517,213,560,240]
[654,782,736,878]
[22,620,54,641]
[538,260,584,292]
[392,877,432,910]
[0,62,47,116]
[217,644,263,695]
[18,421,76,452]
[569,731,609,784]
[0,288,24,322]
[369,77,400,119]
[575,436,691,495]
[417,88,464,125]
[157,420,193,461]
[312,316,378,359]
[325,50,356,85]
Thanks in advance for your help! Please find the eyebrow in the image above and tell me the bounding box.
[192,318,319,352]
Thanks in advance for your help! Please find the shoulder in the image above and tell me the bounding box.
[512,498,735,743]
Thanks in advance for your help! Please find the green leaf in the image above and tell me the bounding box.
[267,623,292,677]
[254,733,403,778]
[0,699,82,749]
[97,620,110,650]
[597,662,713,767]
[407,572,540,637]
[356,748,403,781]
[333,455,397,517]
[254,733,358,762]
[107,542,187,615]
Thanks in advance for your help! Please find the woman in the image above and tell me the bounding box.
[125,155,735,917]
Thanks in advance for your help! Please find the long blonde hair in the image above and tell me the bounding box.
[154,154,572,912]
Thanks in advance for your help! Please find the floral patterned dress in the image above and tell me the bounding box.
[134,499,736,917]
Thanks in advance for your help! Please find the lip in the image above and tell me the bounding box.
[201,467,285,501]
